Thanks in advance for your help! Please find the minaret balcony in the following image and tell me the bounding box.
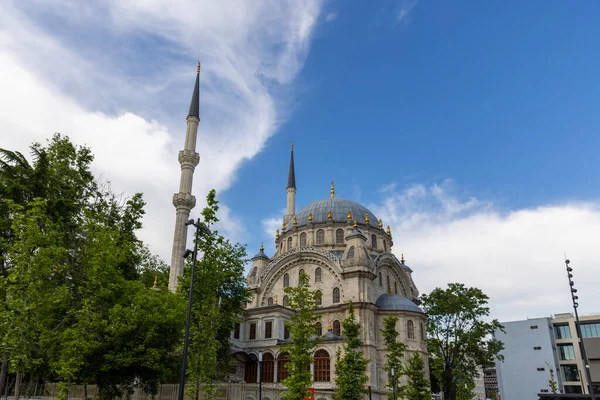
[178,150,200,167]
[172,193,196,210]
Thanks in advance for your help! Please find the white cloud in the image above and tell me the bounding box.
[396,0,418,25]
[370,181,600,323]
[0,1,323,260]
[325,11,338,22]
[260,208,287,256]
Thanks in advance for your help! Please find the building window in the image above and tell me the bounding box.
[265,321,273,339]
[537,367,545,371]
[315,290,322,306]
[284,325,290,340]
[300,232,307,246]
[383,240,387,252]
[379,272,382,286]
[561,364,580,382]
[315,267,322,282]
[245,358,257,383]
[407,320,415,339]
[394,281,398,294]
[262,353,275,383]
[558,344,576,360]
[371,234,377,249]
[421,322,425,341]
[533,346,541,350]
[283,273,290,288]
[287,236,292,250]
[315,322,322,337]
[333,320,341,336]
[249,323,257,340]
[278,353,290,382]
[314,350,331,382]
[530,325,538,330]
[299,269,306,284]
[316,229,325,244]
[250,267,258,277]
[283,295,289,307]
[267,297,273,306]
[333,287,340,303]
[565,385,583,394]
[387,276,390,292]
[347,246,355,258]
[234,323,240,339]
[336,228,344,243]
[581,322,600,338]
[555,324,572,339]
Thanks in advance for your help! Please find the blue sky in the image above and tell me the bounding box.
[1,1,599,322]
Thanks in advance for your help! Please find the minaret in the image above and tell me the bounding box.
[168,62,201,292]
[283,142,296,226]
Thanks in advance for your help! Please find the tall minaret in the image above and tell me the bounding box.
[283,142,296,226]
[168,62,201,292]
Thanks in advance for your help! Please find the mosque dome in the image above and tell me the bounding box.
[294,198,381,229]
[376,293,423,313]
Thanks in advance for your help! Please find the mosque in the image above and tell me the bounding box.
[168,65,428,400]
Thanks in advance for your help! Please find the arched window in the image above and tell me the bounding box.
[383,240,387,252]
[333,320,341,336]
[394,281,398,294]
[332,287,340,303]
[299,269,306,284]
[387,276,390,292]
[284,325,290,339]
[267,297,273,306]
[336,228,344,243]
[278,352,290,382]
[371,234,377,249]
[378,272,382,287]
[315,322,322,337]
[347,246,355,258]
[250,267,258,277]
[283,273,289,288]
[421,322,426,341]
[315,267,322,282]
[287,236,292,250]
[314,350,331,382]
[280,243,283,253]
[315,290,322,306]
[300,232,307,246]
[282,295,289,307]
[316,229,325,244]
[407,320,415,339]
[245,356,257,383]
[262,353,275,383]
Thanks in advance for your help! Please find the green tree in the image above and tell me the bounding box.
[380,315,407,399]
[421,283,504,400]
[177,190,250,400]
[282,271,320,400]
[403,351,430,400]
[334,302,368,400]
[547,365,558,394]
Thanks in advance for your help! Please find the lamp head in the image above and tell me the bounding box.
[183,249,193,259]
[185,219,195,226]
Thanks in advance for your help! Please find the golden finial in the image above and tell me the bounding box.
[365,213,370,224]
[282,221,286,231]
[386,226,391,235]
[388,285,393,294]
[401,254,405,263]
[353,219,357,228]
[347,210,352,221]
[328,210,333,220]
[153,275,158,288]
[291,141,294,151]
[293,216,297,226]
[197,61,201,73]
[308,212,313,222]
[378,219,383,229]
[274,294,278,304]
[328,322,333,331]
[276,229,280,238]
[330,180,335,198]
[260,242,264,251]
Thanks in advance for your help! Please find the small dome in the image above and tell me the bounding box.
[376,293,423,313]
[294,198,381,228]
[252,245,269,260]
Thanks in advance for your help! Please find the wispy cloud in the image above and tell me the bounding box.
[325,11,338,22]
[396,0,418,25]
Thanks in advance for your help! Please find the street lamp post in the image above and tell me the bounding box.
[391,368,397,400]
[565,258,596,400]
[258,351,263,400]
[177,218,211,400]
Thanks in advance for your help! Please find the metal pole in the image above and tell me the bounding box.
[368,385,372,400]
[177,219,201,400]
[259,352,263,400]
[391,368,396,400]
[565,259,596,400]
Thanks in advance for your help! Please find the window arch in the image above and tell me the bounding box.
[421,322,426,341]
[371,234,377,249]
[250,267,258,277]
[282,295,289,307]
[262,353,275,383]
[300,232,307,246]
[407,320,415,339]
[267,297,273,306]
[299,269,306,284]
[316,229,325,244]
[278,352,290,382]
[383,240,387,252]
[315,267,322,282]
[387,275,390,292]
[287,236,292,250]
[283,273,290,288]
[314,350,331,382]
[332,320,341,336]
[336,228,344,243]
[315,290,322,306]
[394,281,398,294]
[332,287,340,303]
[315,322,322,337]
[347,246,355,258]
[280,243,283,253]
[378,272,382,287]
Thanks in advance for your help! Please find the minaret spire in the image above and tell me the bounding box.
[169,63,202,292]
[284,142,296,225]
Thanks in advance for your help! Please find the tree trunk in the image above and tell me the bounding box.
[14,372,22,400]
[442,369,456,400]
[0,352,7,397]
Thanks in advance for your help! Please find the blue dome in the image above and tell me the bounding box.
[376,293,423,313]
[294,198,381,229]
